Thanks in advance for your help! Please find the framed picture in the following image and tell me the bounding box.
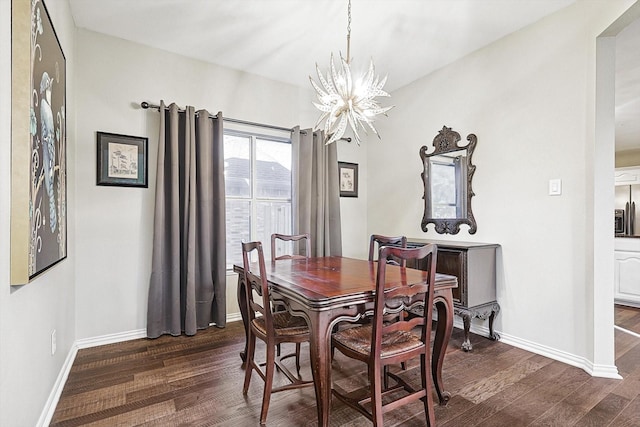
[96,132,148,188]
[338,162,359,198]
[10,0,67,284]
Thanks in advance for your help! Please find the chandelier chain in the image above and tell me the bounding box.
[346,0,351,63]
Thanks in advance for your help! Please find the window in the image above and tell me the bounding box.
[224,129,292,269]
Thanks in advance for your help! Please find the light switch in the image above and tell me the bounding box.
[549,179,562,196]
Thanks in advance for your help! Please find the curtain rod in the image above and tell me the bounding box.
[140,101,303,134]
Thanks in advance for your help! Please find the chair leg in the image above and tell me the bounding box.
[370,364,384,427]
[260,344,276,425]
[295,343,301,374]
[243,332,256,394]
[420,354,436,426]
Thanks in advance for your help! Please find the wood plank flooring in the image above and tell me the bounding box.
[51,316,640,426]
[615,304,640,335]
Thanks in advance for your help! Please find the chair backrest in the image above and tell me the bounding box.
[368,234,407,267]
[271,233,311,262]
[241,241,274,330]
[372,244,438,361]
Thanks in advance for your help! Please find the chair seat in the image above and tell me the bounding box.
[332,324,422,358]
[252,312,309,337]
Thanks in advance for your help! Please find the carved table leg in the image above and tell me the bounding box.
[432,291,453,405]
[236,274,249,365]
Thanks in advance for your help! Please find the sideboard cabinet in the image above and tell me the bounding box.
[406,239,500,351]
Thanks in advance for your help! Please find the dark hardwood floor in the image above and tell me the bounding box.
[615,304,640,335]
[51,315,640,426]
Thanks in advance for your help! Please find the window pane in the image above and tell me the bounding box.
[226,199,251,269]
[255,201,292,261]
[224,134,251,197]
[255,138,291,199]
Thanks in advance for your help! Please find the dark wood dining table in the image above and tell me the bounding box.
[234,256,457,427]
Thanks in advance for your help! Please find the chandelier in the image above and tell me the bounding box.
[309,0,393,145]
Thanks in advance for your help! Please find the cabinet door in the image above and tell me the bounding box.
[614,251,640,304]
[615,168,640,186]
[437,249,465,305]
[406,249,464,305]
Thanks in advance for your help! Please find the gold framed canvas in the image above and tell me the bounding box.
[11,0,67,285]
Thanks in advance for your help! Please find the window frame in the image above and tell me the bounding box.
[224,128,293,270]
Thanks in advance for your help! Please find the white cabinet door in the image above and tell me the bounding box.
[614,251,640,306]
[615,167,640,186]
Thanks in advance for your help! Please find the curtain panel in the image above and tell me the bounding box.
[292,127,342,257]
[147,102,226,338]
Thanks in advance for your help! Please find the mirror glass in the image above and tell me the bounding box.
[421,126,477,234]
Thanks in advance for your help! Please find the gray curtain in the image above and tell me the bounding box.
[291,127,342,256]
[147,101,226,338]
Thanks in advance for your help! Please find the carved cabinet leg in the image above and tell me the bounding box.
[488,304,501,341]
[459,309,473,352]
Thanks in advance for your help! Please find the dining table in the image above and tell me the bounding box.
[233,256,457,427]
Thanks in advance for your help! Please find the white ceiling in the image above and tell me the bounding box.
[67,0,638,149]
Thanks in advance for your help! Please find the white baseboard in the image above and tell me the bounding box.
[460,320,622,380]
[615,324,640,339]
[37,344,78,427]
[76,328,147,349]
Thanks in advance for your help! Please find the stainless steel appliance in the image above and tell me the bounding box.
[615,184,640,235]
[615,209,625,235]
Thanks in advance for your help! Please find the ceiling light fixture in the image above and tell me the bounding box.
[309,0,393,145]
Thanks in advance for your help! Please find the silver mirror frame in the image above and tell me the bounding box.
[420,126,477,234]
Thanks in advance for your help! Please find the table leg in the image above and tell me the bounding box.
[432,290,453,405]
[236,274,249,364]
[307,312,333,427]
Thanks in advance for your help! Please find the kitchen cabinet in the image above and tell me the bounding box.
[406,239,500,351]
[614,238,640,308]
[615,167,640,186]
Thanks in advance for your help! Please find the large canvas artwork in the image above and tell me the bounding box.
[11,0,67,285]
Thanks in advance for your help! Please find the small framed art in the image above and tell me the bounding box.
[338,161,358,198]
[96,132,148,187]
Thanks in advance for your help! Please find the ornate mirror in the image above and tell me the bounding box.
[420,126,477,234]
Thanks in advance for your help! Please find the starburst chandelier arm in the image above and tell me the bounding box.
[360,114,383,139]
[310,78,329,101]
[342,56,353,95]
[326,115,348,145]
[346,109,363,143]
[315,62,338,97]
[313,111,330,131]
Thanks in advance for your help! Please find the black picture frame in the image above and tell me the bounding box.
[338,161,358,197]
[96,132,148,187]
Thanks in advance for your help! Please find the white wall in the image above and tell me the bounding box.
[368,0,636,372]
[73,29,328,338]
[0,0,77,425]
[3,0,636,421]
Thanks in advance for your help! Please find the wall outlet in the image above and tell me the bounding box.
[51,329,56,356]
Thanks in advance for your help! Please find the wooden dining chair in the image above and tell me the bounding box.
[271,233,311,261]
[241,241,313,425]
[331,244,438,426]
[271,233,311,358]
[368,234,407,267]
